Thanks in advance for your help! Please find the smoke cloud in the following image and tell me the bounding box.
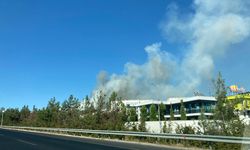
[92,0,250,100]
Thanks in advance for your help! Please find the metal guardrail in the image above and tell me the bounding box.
[1,126,250,144]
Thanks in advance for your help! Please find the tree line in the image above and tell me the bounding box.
[1,92,168,132]
[1,92,128,131]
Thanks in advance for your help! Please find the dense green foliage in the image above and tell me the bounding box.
[170,105,174,121]
[1,92,127,131]
[180,100,187,120]
[139,105,147,131]
[159,103,166,120]
[199,73,245,137]
[195,72,245,149]
[128,107,137,122]
[149,104,157,121]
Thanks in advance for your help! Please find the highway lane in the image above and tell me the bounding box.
[0,128,180,150]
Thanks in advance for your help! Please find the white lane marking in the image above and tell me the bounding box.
[17,139,37,146]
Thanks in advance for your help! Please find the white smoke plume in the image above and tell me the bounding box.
[92,0,250,100]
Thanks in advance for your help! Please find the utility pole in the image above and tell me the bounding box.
[1,110,4,127]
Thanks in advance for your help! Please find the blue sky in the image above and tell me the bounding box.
[0,0,249,109]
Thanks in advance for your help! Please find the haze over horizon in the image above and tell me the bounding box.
[1,0,250,108]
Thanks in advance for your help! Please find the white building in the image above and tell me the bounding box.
[122,96,216,120]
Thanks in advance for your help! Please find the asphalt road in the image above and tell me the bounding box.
[0,128,180,150]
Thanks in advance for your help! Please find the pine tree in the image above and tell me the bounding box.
[212,72,244,136]
[61,95,80,128]
[159,103,166,120]
[139,105,147,132]
[199,105,206,121]
[95,91,106,129]
[115,101,127,130]
[30,105,38,126]
[84,95,90,112]
[46,97,60,127]
[149,104,157,121]
[195,72,245,140]
[108,91,118,111]
[163,121,167,133]
[129,108,137,122]
[170,105,174,121]
[81,100,96,129]
[198,105,208,134]
[20,105,30,125]
[180,100,187,120]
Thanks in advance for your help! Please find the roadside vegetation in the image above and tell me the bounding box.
[1,73,249,149]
